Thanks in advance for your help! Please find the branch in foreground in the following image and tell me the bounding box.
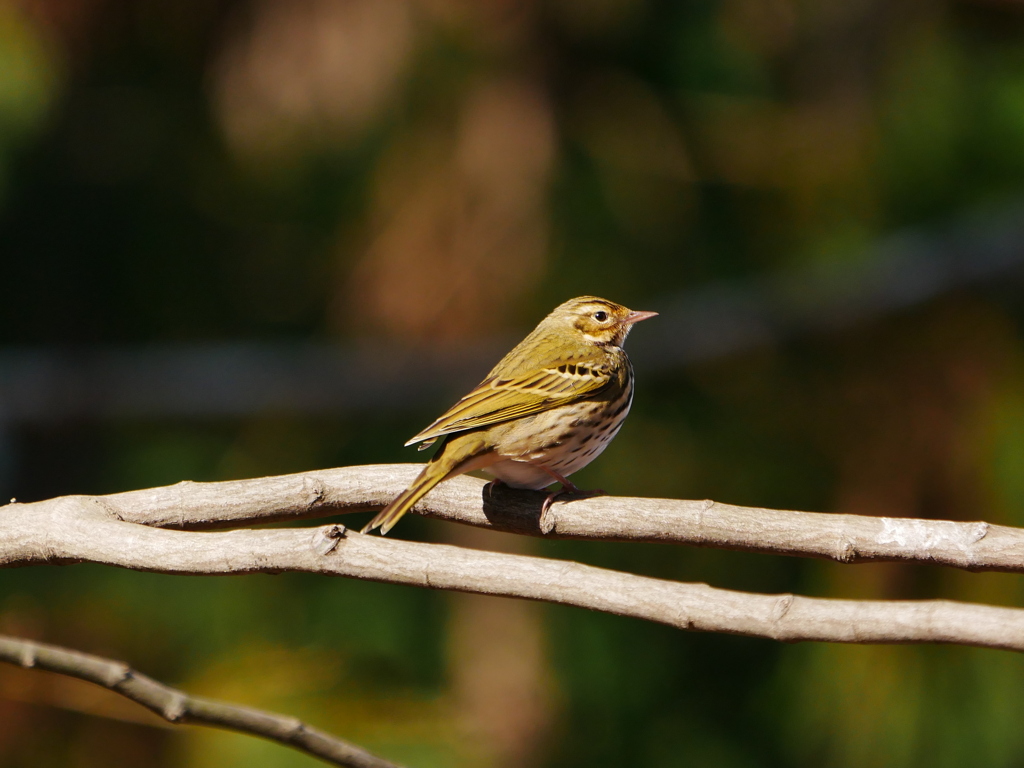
[0,634,402,768]
[100,464,1024,573]
[4,496,1024,653]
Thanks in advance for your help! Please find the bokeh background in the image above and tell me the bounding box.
[3,0,1024,765]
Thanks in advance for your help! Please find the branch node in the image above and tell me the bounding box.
[770,594,795,628]
[105,662,133,688]
[302,475,327,509]
[174,480,200,528]
[282,716,306,739]
[311,524,347,556]
[699,499,714,532]
[163,692,188,722]
[970,522,990,543]
[835,537,858,563]
[19,642,37,668]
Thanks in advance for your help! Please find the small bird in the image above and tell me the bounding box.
[362,296,657,535]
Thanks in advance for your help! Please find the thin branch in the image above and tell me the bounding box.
[96,464,1024,574]
[3,492,1024,653]
[0,634,403,768]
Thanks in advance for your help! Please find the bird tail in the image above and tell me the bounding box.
[361,435,493,535]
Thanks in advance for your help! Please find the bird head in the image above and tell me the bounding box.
[551,296,658,347]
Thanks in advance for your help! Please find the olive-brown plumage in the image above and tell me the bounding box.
[362,296,657,534]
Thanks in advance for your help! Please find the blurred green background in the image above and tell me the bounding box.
[4,0,1024,766]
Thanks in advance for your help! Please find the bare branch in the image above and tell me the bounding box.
[0,634,402,768]
[3,490,1024,653]
[97,464,1024,574]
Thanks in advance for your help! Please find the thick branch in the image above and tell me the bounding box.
[0,634,402,768]
[3,495,1024,653]
[93,464,1024,573]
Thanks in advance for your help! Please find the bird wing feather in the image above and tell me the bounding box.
[405,360,613,447]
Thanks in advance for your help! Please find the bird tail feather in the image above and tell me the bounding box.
[361,462,450,535]
[361,435,494,535]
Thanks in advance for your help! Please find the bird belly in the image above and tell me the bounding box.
[484,460,554,490]
[484,384,633,489]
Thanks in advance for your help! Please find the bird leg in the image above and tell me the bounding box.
[535,466,605,514]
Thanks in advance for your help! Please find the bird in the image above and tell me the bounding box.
[361,296,657,535]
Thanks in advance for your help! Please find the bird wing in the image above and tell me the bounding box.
[405,359,614,447]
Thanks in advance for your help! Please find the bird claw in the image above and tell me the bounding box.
[540,485,604,514]
[540,492,558,516]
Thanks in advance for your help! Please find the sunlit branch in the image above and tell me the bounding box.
[3,480,1024,653]
[0,635,403,768]
[97,464,1024,574]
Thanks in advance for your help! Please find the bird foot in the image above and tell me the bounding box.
[540,485,605,515]
[484,479,507,498]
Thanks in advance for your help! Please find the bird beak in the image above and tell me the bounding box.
[624,310,658,325]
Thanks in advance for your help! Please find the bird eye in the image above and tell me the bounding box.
[593,310,608,322]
